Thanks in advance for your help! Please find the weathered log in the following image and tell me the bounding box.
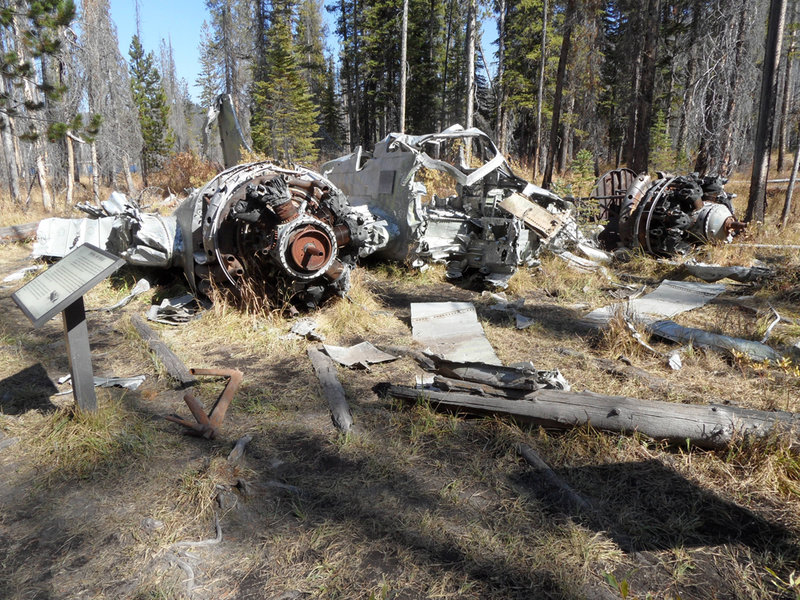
[433,375,529,398]
[130,315,196,387]
[308,347,353,433]
[0,221,38,244]
[228,435,252,464]
[386,385,800,449]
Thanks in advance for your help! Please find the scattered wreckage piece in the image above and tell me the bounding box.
[203,93,252,168]
[33,164,389,308]
[645,319,783,363]
[87,278,151,312]
[582,280,727,328]
[425,354,570,393]
[322,342,397,370]
[56,374,146,394]
[322,125,576,287]
[131,315,197,387]
[591,170,746,256]
[386,385,800,449]
[1,264,44,284]
[165,368,244,439]
[308,347,353,432]
[146,294,204,325]
[410,301,501,364]
[669,260,773,283]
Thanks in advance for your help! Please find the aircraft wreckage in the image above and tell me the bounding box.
[32,126,579,302]
[591,168,746,256]
[31,126,746,305]
[321,126,576,287]
[34,163,389,306]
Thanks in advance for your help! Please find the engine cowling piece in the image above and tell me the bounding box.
[177,162,388,307]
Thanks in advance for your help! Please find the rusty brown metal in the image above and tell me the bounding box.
[165,368,244,439]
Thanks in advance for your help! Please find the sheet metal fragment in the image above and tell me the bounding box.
[583,280,727,328]
[410,302,500,365]
[322,342,398,369]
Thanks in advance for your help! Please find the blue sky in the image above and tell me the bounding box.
[108,0,210,101]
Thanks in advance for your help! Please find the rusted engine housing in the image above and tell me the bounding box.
[176,162,387,306]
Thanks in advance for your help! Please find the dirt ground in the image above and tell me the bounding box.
[1,223,800,599]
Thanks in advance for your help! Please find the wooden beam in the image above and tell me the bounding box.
[386,385,799,449]
[130,315,196,387]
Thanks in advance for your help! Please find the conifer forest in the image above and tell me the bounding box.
[1,0,798,212]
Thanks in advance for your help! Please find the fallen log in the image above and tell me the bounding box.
[308,347,353,433]
[386,385,800,449]
[0,221,38,244]
[130,315,196,387]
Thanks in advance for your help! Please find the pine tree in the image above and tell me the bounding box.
[251,5,319,163]
[129,35,173,185]
[0,0,75,121]
[319,56,346,154]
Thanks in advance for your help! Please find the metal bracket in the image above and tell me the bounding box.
[165,368,243,439]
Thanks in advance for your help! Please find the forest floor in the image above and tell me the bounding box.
[1,178,800,599]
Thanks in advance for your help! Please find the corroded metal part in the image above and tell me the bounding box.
[180,162,389,306]
[165,367,244,439]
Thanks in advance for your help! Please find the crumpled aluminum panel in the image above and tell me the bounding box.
[410,302,501,365]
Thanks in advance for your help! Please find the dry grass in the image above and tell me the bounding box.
[2,167,800,599]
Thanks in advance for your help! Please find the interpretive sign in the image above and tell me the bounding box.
[12,243,124,329]
[12,244,124,411]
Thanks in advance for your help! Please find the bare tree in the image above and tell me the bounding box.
[81,0,142,196]
[542,0,576,189]
[160,38,191,152]
[746,0,787,223]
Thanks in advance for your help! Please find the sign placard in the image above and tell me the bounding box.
[12,243,124,329]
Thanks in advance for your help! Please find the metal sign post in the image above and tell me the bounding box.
[12,244,124,411]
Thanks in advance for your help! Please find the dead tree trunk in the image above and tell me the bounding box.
[781,136,800,227]
[90,142,101,203]
[0,113,20,203]
[533,0,548,179]
[65,134,75,207]
[630,0,661,174]
[399,0,408,133]
[777,1,798,172]
[746,0,788,223]
[387,385,800,449]
[542,0,575,188]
